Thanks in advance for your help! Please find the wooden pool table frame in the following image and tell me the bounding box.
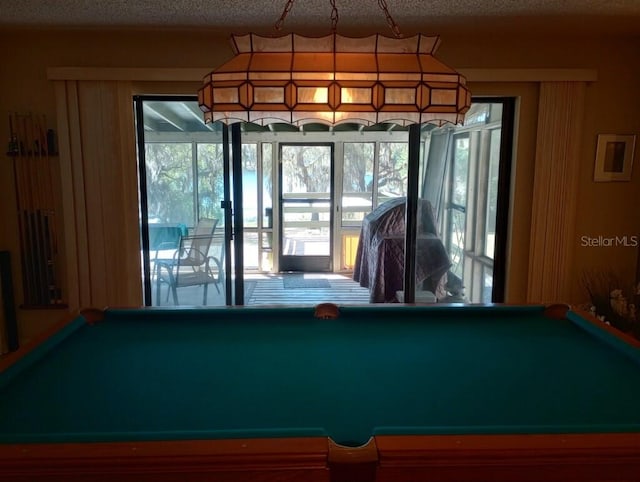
[2,305,640,482]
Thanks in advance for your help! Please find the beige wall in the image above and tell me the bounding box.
[0,28,638,341]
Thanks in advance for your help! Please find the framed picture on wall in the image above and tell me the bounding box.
[594,134,636,182]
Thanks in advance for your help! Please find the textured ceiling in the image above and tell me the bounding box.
[1,0,640,35]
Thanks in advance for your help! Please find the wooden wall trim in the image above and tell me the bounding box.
[47,67,598,83]
[47,67,210,82]
[462,69,597,82]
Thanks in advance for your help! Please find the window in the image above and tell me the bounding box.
[421,101,511,303]
[197,143,225,222]
[145,143,195,225]
[447,134,469,281]
[342,142,374,226]
[377,142,408,204]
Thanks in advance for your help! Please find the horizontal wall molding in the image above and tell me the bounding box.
[461,68,597,82]
[47,67,598,83]
[47,67,210,81]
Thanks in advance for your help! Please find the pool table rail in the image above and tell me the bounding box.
[375,433,640,481]
[0,309,86,383]
[0,437,332,482]
[2,432,640,482]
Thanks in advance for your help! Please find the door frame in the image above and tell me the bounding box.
[278,142,335,272]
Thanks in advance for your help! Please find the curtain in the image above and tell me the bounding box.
[54,80,142,309]
[527,81,586,303]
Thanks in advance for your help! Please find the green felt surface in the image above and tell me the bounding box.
[1,305,640,446]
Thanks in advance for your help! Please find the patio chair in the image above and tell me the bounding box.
[155,218,220,305]
[207,231,225,292]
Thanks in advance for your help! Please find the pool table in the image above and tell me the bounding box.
[1,304,640,481]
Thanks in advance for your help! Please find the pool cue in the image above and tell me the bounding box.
[38,114,53,303]
[39,114,58,304]
[40,115,54,211]
[21,114,35,305]
[11,112,62,306]
[25,113,45,305]
[33,114,49,305]
[32,114,50,305]
[43,212,55,303]
[10,114,31,305]
[36,114,60,304]
[18,113,37,305]
[24,114,35,304]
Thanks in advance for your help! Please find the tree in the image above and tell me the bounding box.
[343,142,374,193]
[145,143,194,224]
[377,142,408,199]
[197,143,225,223]
[281,145,330,193]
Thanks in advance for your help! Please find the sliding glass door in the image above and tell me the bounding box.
[135,96,234,307]
[134,97,514,306]
[416,99,514,303]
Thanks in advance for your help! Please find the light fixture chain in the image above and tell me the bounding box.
[330,0,339,33]
[275,0,296,31]
[377,0,402,38]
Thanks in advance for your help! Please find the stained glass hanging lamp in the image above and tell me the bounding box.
[198,0,471,127]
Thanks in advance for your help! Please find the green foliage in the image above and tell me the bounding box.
[377,142,408,199]
[197,144,225,222]
[281,145,330,193]
[343,142,374,192]
[145,143,194,224]
[144,140,410,230]
[145,142,225,226]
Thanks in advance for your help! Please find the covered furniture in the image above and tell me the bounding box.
[353,198,450,302]
[155,218,222,305]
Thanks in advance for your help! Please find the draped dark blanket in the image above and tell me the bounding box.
[353,198,451,303]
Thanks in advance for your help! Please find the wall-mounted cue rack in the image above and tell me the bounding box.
[8,113,65,308]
